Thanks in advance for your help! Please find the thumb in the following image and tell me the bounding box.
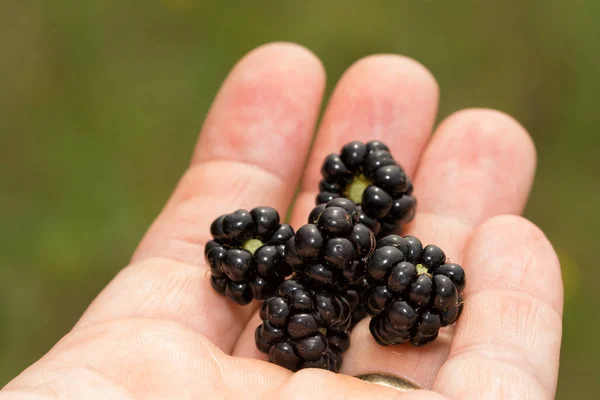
[257,367,447,399]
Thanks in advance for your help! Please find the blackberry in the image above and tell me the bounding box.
[205,207,294,305]
[363,235,466,346]
[317,141,416,236]
[255,278,352,372]
[286,198,376,291]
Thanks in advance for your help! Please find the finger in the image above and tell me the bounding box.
[340,109,537,387]
[231,311,266,360]
[135,42,325,265]
[267,369,445,400]
[232,54,440,357]
[4,319,447,399]
[75,43,326,353]
[290,54,440,224]
[433,215,563,399]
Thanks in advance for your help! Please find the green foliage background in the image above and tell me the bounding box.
[1,1,598,398]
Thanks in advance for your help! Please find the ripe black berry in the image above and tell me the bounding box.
[363,235,466,346]
[287,198,376,291]
[205,207,294,305]
[255,279,352,372]
[317,141,416,236]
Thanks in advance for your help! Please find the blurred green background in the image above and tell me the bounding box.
[1,1,598,398]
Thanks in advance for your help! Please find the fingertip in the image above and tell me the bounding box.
[302,53,440,192]
[467,214,563,314]
[195,42,326,176]
[437,108,537,173]
[334,55,440,151]
[416,108,537,223]
[234,42,326,88]
[474,214,551,246]
[343,54,439,101]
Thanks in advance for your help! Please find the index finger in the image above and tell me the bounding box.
[75,43,326,353]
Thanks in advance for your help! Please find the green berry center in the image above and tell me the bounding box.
[318,327,328,336]
[243,238,264,255]
[344,174,373,204]
[416,264,432,278]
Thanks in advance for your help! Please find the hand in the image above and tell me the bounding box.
[1,43,562,400]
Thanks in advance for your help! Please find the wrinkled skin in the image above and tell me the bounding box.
[2,43,562,400]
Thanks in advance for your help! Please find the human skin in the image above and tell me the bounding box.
[1,43,563,400]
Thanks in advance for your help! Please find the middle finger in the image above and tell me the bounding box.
[232,53,439,358]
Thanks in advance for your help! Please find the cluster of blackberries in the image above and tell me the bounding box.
[204,141,466,373]
[253,198,375,371]
[255,279,351,372]
[365,235,466,346]
[318,141,416,237]
[205,207,294,305]
[286,198,376,290]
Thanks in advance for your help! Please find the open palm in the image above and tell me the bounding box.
[2,43,563,400]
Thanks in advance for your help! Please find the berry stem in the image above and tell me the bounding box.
[416,264,432,278]
[344,174,373,204]
[243,239,264,255]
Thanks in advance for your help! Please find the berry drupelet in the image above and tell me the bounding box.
[255,278,352,372]
[286,198,376,291]
[363,235,466,346]
[317,141,416,236]
[205,207,294,305]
